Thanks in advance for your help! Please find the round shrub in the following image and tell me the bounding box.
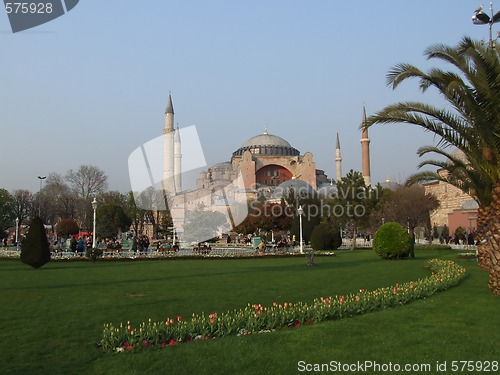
[373,222,411,259]
[310,223,342,251]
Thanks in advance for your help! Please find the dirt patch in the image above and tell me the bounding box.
[126,293,145,297]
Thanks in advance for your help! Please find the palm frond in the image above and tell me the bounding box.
[386,63,425,89]
[368,38,499,206]
[405,171,442,186]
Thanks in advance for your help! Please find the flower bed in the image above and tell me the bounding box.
[2,249,337,261]
[99,259,467,352]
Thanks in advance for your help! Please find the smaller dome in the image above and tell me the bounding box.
[209,162,232,171]
[271,179,316,200]
[461,199,479,210]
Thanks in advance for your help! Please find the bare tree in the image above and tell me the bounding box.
[0,188,15,236]
[11,189,34,226]
[66,165,108,200]
[135,187,168,238]
[65,165,108,231]
[372,184,439,257]
[44,173,78,220]
[125,191,147,237]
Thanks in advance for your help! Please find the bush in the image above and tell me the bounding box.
[310,223,342,251]
[373,222,411,259]
[20,216,51,268]
[454,226,466,242]
[86,248,103,261]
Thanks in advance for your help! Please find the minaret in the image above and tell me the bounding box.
[174,125,182,193]
[360,105,372,186]
[163,93,175,195]
[335,132,342,182]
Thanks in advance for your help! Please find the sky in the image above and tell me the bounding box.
[0,1,492,194]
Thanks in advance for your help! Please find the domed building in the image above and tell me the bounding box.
[167,127,323,241]
[192,127,324,196]
[162,95,371,242]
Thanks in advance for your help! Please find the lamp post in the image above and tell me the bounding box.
[472,2,500,48]
[168,227,176,245]
[297,205,304,254]
[15,217,19,250]
[37,175,46,191]
[37,176,46,216]
[91,197,97,249]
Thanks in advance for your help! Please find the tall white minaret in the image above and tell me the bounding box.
[360,105,372,186]
[174,125,182,193]
[335,132,342,182]
[163,94,175,195]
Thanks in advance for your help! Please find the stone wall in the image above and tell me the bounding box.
[424,180,475,227]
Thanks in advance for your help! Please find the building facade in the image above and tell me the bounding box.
[423,150,479,235]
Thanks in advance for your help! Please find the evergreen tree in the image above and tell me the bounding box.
[96,204,132,238]
[310,222,342,251]
[329,170,380,249]
[21,216,51,269]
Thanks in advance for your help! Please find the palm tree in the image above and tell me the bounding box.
[364,37,500,295]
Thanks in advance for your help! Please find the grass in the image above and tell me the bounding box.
[1,250,498,375]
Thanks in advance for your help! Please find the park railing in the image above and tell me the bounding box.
[0,246,307,260]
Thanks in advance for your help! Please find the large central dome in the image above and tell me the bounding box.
[242,133,292,148]
[233,130,300,157]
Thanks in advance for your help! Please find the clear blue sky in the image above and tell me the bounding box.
[0,1,491,193]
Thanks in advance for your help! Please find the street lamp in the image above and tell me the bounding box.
[168,227,176,245]
[37,175,46,191]
[91,197,97,249]
[15,217,19,250]
[472,2,500,47]
[297,205,304,254]
[37,176,46,216]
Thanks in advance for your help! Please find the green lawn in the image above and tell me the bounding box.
[1,250,498,375]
